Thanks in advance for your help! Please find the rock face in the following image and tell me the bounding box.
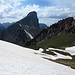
[19,11,39,28]
[1,24,28,46]
[26,17,75,46]
[0,11,41,46]
[47,17,75,38]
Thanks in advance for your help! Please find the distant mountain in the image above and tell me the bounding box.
[1,22,12,28]
[0,23,5,30]
[39,23,48,29]
[0,23,5,39]
[1,11,41,46]
[26,17,75,49]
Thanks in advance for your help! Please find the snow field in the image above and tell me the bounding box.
[0,40,75,75]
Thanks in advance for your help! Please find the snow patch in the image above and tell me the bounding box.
[48,47,62,51]
[39,48,44,52]
[19,24,22,27]
[40,48,72,60]
[24,29,33,39]
[48,46,75,56]
[40,51,72,60]
[65,46,75,55]
[51,51,72,60]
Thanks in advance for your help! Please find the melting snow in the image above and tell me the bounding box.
[65,46,75,55]
[0,40,75,75]
[19,23,33,39]
[39,48,44,52]
[51,51,72,60]
[48,46,75,56]
[38,48,72,60]
[48,47,63,51]
[24,30,33,39]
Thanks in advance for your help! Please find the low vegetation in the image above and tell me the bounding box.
[30,32,75,49]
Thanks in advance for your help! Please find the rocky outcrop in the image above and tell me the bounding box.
[26,17,75,46]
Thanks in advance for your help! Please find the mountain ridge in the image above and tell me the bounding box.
[25,17,75,49]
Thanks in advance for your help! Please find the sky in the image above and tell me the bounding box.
[0,0,75,26]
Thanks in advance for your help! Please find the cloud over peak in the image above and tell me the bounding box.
[0,0,75,26]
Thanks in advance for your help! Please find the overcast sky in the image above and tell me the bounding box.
[0,0,75,26]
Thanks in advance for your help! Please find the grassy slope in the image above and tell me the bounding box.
[30,32,75,49]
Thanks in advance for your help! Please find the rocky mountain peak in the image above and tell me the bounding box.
[19,11,39,28]
[0,11,41,46]
[27,11,37,17]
